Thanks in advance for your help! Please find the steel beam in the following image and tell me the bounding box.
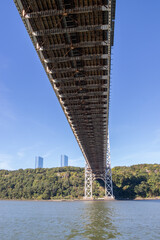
[66,107,107,112]
[63,98,107,104]
[36,41,108,51]
[48,65,108,73]
[71,118,107,123]
[68,99,107,103]
[44,54,108,63]
[53,76,108,82]
[64,100,107,106]
[67,107,107,113]
[32,25,108,36]
[60,91,108,97]
[72,123,106,128]
[56,84,107,90]
[74,131,107,136]
[68,112,107,117]
[23,5,109,19]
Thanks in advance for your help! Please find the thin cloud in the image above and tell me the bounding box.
[0,54,10,71]
[17,143,42,159]
[17,151,25,158]
[0,82,16,123]
[0,154,13,170]
[152,128,160,146]
[69,156,85,167]
[113,150,160,167]
[42,148,60,159]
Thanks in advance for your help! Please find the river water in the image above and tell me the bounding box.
[0,200,159,239]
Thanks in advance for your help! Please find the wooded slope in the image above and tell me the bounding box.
[0,164,159,200]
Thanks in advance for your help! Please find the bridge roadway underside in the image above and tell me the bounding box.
[14,0,116,177]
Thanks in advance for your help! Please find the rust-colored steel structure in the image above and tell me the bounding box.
[14,0,116,184]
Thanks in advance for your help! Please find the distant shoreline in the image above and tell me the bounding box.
[0,197,160,202]
[134,197,160,200]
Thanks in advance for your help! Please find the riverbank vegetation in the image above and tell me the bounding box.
[0,164,159,200]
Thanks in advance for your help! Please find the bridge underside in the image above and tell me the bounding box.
[14,0,116,189]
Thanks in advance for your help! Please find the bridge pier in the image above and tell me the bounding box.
[84,137,114,199]
[84,165,114,199]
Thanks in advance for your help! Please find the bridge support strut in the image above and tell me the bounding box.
[105,136,114,198]
[85,164,93,199]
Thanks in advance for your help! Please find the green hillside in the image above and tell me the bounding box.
[0,164,160,200]
[112,164,160,199]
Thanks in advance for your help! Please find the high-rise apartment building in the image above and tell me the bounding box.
[61,155,68,167]
[35,156,43,168]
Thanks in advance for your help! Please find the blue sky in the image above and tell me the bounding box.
[0,0,160,170]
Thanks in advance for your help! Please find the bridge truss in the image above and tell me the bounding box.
[14,0,116,198]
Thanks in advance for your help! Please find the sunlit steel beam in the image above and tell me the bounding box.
[52,76,108,82]
[23,5,109,18]
[36,41,108,51]
[48,65,108,73]
[44,54,108,63]
[32,25,108,36]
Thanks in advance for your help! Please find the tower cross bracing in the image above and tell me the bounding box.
[14,0,116,198]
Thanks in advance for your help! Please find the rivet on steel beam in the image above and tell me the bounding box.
[46,66,52,74]
[44,59,49,63]
[22,9,26,17]
[36,43,43,51]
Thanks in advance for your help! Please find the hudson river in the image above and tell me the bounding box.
[0,200,159,239]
